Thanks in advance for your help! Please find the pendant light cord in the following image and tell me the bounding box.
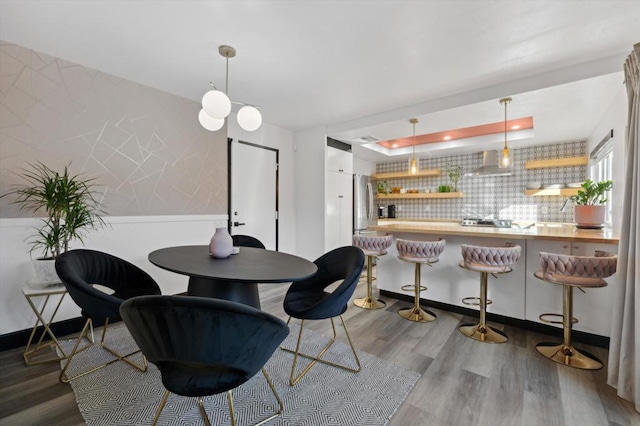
[504,99,507,149]
[413,120,416,155]
[225,55,229,94]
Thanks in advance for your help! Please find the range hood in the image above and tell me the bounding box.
[465,150,512,177]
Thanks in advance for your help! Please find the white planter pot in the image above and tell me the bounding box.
[32,258,60,283]
[574,205,606,229]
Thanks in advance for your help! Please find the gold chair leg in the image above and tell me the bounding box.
[282,316,361,386]
[60,318,148,383]
[173,367,282,426]
[226,392,235,426]
[399,263,437,323]
[459,272,508,343]
[253,368,284,426]
[151,389,171,426]
[536,285,602,370]
[354,255,386,309]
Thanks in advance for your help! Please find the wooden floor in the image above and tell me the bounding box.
[1,277,639,426]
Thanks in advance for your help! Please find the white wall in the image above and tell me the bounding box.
[586,85,627,234]
[0,215,226,335]
[294,127,327,261]
[354,157,376,176]
[228,118,297,254]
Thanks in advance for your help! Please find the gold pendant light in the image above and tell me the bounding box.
[499,97,512,168]
[408,118,420,175]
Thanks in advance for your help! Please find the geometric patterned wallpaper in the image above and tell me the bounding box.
[376,141,587,223]
[0,41,227,217]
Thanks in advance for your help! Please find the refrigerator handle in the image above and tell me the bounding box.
[367,182,374,222]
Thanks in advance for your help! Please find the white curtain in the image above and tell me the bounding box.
[608,42,640,412]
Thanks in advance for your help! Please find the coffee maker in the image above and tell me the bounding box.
[387,204,396,218]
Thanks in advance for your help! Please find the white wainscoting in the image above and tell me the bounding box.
[0,215,227,335]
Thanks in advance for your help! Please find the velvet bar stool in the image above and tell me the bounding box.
[352,234,392,309]
[459,243,521,343]
[396,238,446,323]
[534,251,617,370]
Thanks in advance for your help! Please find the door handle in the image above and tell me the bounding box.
[233,222,246,227]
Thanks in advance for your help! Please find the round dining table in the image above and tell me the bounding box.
[148,245,317,309]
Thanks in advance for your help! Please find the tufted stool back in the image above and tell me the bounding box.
[352,234,393,256]
[538,251,617,287]
[397,238,446,263]
[460,243,521,273]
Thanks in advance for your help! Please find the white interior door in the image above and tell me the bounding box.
[230,140,278,250]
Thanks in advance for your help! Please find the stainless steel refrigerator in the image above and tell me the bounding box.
[353,174,376,234]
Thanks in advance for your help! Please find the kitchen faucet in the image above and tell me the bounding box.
[560,198,572,212]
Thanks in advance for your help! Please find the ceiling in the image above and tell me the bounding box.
[1,1,638,162]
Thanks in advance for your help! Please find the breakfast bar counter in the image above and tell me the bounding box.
[370,219,620,244]
[366,219,619,340]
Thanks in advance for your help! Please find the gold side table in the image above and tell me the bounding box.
[22,279,93,365]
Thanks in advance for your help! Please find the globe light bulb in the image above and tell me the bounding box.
[237,105,262,131]
[202,90,231,119]
[198,109,224,131]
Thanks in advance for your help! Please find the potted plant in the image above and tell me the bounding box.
[2,162,106,282]
[376,180,390,195]
[443,162,462,192]
[569,179,613,228]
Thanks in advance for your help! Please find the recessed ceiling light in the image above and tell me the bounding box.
[392,143,399,148]
[443,135,451,140]
[512,125,520,130]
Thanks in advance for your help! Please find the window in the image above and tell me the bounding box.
[590,131,614,224]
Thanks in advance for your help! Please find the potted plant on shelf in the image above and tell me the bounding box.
[2,162,106,282]
[569,179,613,229]
[376,180,390,195]
[443,162,462,192]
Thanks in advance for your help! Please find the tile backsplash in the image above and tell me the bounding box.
[376,141,586,223]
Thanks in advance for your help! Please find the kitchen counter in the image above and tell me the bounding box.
[369,219,619,339]
[370,219,619,244]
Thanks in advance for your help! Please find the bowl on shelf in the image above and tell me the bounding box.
[526,182,542,190]
[567,182,585,188]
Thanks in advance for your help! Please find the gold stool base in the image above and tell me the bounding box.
[459,323,508,343]
[353,297,386,310]
[399,306,436,323]
[536,342,602,370]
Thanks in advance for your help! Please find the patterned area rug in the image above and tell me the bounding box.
[58,323,420,425]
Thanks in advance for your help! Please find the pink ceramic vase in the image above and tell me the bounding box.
[209,227,233,258]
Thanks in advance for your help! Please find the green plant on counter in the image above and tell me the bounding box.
[2,162,106,259]
[443,162,462,192]
[570,179,613,205]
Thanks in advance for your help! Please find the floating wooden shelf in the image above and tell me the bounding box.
[524,188,580,197]
[375,192,464,199]
[524,156,588,170]
[372,169,441,179]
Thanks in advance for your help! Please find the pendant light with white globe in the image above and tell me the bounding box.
[198,109,225,131]
[237,105,262,131]
[198,45,262,132]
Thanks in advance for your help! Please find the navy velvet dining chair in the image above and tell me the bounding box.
[54,249,161,383]
[120,295,289,426]
[281,245,365,385]
[232,234,266,249]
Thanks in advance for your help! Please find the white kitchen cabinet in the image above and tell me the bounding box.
[325,145,353,252]
[525,240,618,336]
[326,146,353,174]
[377,234,527,320]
